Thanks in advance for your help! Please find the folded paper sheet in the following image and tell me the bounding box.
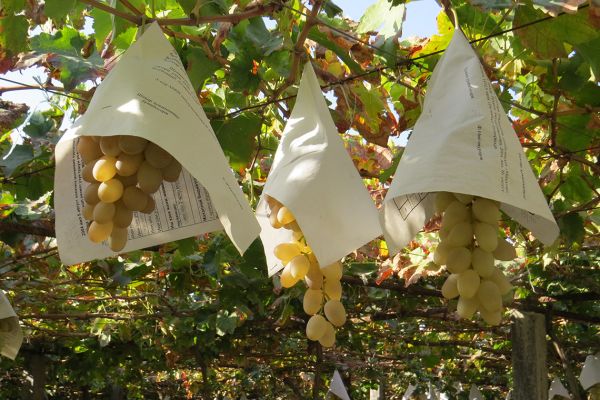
[579,354,600,390]
[380,28,559,254]
[257,64,382,275]
[55,23,260,264]
[0,291,23,360]
[548,378,570,399]
[329,370,351,400]
[401,383,417,400]
[469,385,484,400]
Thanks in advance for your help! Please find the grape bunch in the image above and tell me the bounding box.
[265,196,347,348]
[76,135,182,252]
[432,192,516,325]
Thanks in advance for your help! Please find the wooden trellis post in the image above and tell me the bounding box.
[511,311,548,400]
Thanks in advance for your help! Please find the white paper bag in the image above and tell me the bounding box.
[55,23,260,264]
[469,385,484,400]
[257,63,382,275]
[579,354,600,390]
[329,370,351,400]
[402,383,417,400]
[0,291,23,360]
[380,28,559,254]
[548,377,570,399]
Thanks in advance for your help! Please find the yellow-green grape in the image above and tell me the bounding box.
[305,261,324,289]
[269,203,283,229]
[289,254,310,279]
[137,161,163,194]
[117,173,138,187]
[162,159,182,182]
[453,193,474,204]
[433,241,450,266]
[93,201,116,224]
[283,220,301,232]
[77,136,102,163]
[318,321,335,348]
[303,289,323,315]
[321,261,343,281]
[92,156,117,182]
[122,186,148,212]
[439,225,450,240]
[493,239,517,261]
[142,195,155,214]
[474,222,498,252]
[118,135,148,155]
[116,153,143,177]
[477,280,502,312]
[277,206,296,225]
[113,202,133,228]
[84,183,101,205]
[434,192,455,214]
[446,221,474,247]
[472,198,500,224]
[88,221,113,243]
[323,279,342,301]
[109,227,128,252]
[81,161,97,183]
[457,269,480,299]
[306,314,328,341]
[99,136,121,157]
[446,247,471,274]
[280,265,300,288]
[144,142,173,169]
[324,299,346,327]
[490,268,512,295]
[441,201,469,229]
[98,179,124,203]
[480,308,502,326]
[273,242,301,264]
[457,296,479,319]
[441,274,459,299]
[472,247,494,278]
[82,203,95,221]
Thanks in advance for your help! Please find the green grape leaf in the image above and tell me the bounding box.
[91,8,112,52]
[0,144,33,176]
[185,47,220,91]
[23,111,55,138]
[211,113,260,170]
[44,0,77,21]
[357,0,405,39]
[558,213,585,244]
[0,15,29,54]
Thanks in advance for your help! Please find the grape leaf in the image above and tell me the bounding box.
[44,0,77,21]
[211,113,260,170]
[0,15,29,54]
[0,144,33,176]
[23,111,54,138]
[185,47,220,91]
[558,213,585,244]
[357,0,405,39]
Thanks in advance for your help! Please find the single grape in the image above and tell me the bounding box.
[433,241,450,266]
[273,242,301,264]
[434,192,455,214]
[441,201,469,229]
[289,254,310,279]
[318,321,335,348]
[457,295,479,319]
[446,221,474,247]
[113,202,133,228]
[92,156,118,182]
[441,274,459,299]
[144,142,173,169]
[141,195,155,214]
[99,136,121,157]
[280,265,300,288]
[474,222,498,252]
[81,161,98,183]
[137,161,163,194]
[490,268,512,295]
[303,289,323,315]
[82,203,95,221]
[456,269,480,299]
[162,159,182,182]
[477,280,502,312]
[323,299,346,327]
[98,179,124,203]
[277,206,296,225]
[493,239,517,261]
[118,135,148,155]
[472,247,494,278]
[88,221,113,243]
[77,136,102,163]
[305,261,324,289]
[446,247,471,274]
[323,279,342,301]
[321,261,343,281]
[116,153,143,177]
[84,183,101,205]
[109,227,128,252]
[93,201,116,224]
[122,186,149,211]
[479,308,502,326]
[306,314,328,341]
[453,193,474,204]
[472,197,500,224]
